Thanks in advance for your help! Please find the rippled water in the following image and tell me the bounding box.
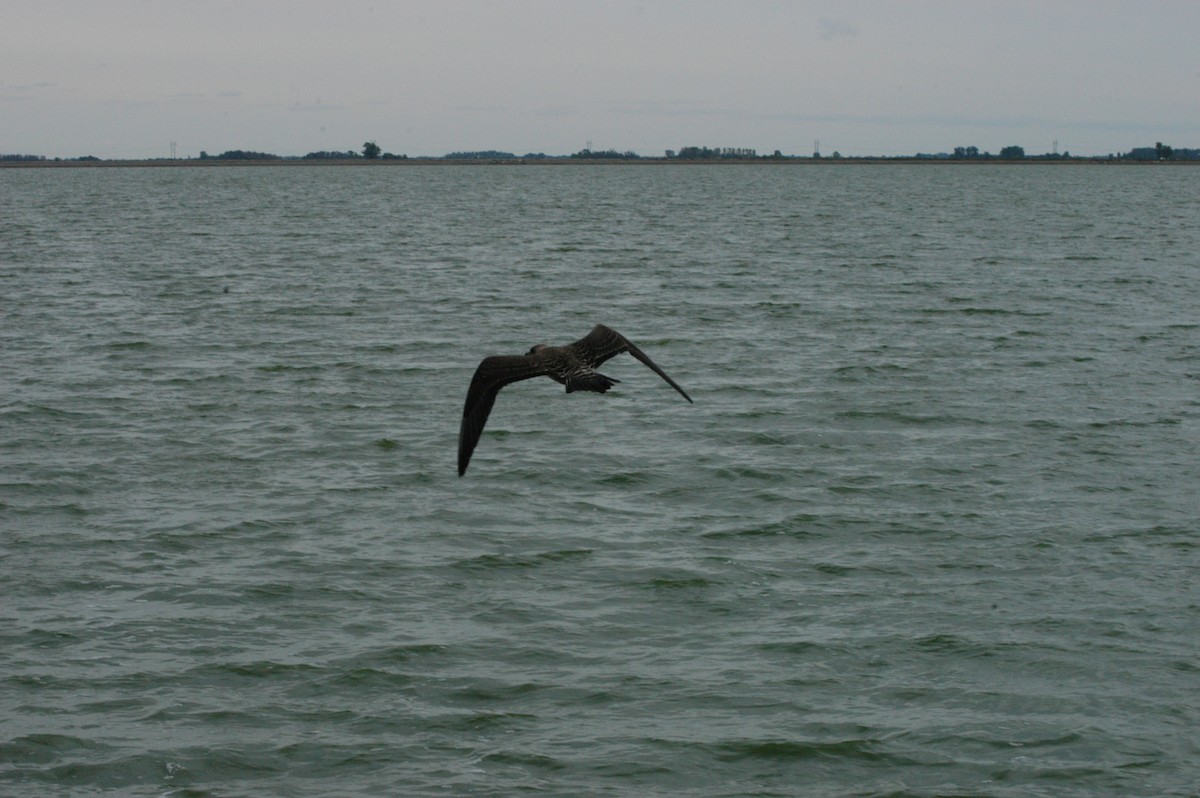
[2,163,1198,797]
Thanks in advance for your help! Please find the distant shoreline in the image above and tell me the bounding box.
[3,157,1195,168]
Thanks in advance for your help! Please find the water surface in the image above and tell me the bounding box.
[2,164,1198,796]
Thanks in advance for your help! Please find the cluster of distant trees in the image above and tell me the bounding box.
[669,146,759,159]
[950,145,1033,159]
[922,145,1070,160]
[1,153,99,162]
[303,148,407,160]
[301,150,358,160]
[937,142,1199,161]
[570,148,641,160]
[196,142,407,161]
[442,150,552,160]
[358,141,406,159]
[444,150,516,159]
[199,150,279,161]
[440,148,641,160]
[1123,142,1199,161]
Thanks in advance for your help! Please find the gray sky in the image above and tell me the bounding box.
[3,0,1197,159]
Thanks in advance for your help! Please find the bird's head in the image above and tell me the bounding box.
[527,344,548,355]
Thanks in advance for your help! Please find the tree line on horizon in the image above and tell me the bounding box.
[195,142,407,161]
[5,141,1198,163]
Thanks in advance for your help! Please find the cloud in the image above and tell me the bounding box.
[818,17,859,41]
[527,105,576,119]
[0,80,58,101]
[448,103,575,119]
[288,99,350,113]
[449,104,512,114]
[608,100,709,117]
[3,80,56,91]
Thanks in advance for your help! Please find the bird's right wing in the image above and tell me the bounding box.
[570,324,693,403]
[458,355,548,475]
[568,324,631,367]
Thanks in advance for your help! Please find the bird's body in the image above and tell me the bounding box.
[458,324,692,475]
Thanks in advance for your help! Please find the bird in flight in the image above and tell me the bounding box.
[458,324,692,475]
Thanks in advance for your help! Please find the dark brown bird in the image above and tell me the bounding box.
[458,324,692,475]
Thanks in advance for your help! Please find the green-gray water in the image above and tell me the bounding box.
[2,164,1198,797]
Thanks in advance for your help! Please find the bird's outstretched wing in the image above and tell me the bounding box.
[458,354,549,476]
[568,324,693,403]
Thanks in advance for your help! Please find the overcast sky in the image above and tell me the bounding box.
[3,0,1197,159]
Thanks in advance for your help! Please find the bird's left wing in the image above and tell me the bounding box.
[458,354,549,475]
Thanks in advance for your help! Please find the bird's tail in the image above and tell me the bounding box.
[565,372,620,394]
